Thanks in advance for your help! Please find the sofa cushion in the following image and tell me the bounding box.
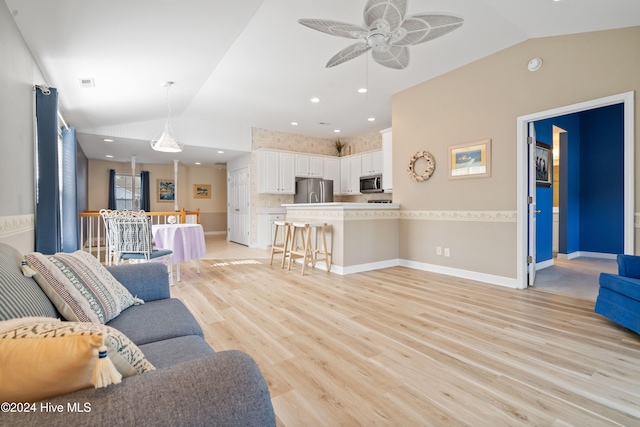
[0,317,155,403]
[139,335,215,369]
[599,273,640,301]
[25,250,143,324]
[107,298,204,346]
[0,243,58,320]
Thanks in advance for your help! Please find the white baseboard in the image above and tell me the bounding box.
[535,259,555,270]
[399,260,519,289]
[204,231,227,236]
[326,257,518,289]
[557,251,617,260]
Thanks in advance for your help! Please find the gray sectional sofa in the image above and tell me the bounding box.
[0,243,276,426]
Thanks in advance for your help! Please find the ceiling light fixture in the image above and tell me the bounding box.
[291,122,299,126]
[334,129,341,133]
[311,97,320,103]
[368,117,375,122]
[358,88,368,93]
[150,82,183,153]
[102,138,114,142]
[527,57,543,72]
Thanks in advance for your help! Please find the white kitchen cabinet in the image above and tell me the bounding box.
[323,157,341,195]
[340,155,362,194]
[257,210,286,249]
[295,154,323,178]
[361,150,382,176]
[381,128,392,191]
[258,150,295,194]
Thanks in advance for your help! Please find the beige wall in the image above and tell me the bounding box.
[87,159,227,233]
[393,27,640,280]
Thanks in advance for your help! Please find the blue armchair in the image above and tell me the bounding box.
[595,254,640,334]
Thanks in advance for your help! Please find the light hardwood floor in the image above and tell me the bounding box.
[171,235,640,426]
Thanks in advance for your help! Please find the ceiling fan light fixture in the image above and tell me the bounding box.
[151,81,183,153]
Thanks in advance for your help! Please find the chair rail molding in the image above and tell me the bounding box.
[400,210,517,222]
[0,214,35,238]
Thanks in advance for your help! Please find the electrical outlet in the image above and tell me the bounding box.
[436,246,442,256]
[444,248,450,257]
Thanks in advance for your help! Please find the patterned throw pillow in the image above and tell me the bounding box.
[0,317,155,402]
[25,250,143,323]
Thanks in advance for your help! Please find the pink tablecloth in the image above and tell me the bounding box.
[152,224,206,264]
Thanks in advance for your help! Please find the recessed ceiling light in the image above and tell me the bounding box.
[79,78,95,88]
[358,88,368,93]
[106,155,113,158]
[310,97,320,103]
[334,129,341,133]
[291,122,298,126]
[368,117,376,122]
[217,150,224,154]
[195,162,201,165]
[102,138,114,142]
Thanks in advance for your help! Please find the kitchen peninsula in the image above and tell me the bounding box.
[282,202,400,274]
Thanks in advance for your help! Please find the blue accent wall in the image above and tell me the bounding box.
[534,103,624,263]
[579,104,624,253]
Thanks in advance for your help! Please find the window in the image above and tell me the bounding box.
[115,174,141,210]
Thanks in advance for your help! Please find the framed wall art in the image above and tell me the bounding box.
[157,179,175,202]
[193,184,211,199]
[535,141,552,187]
[448,139,492,179]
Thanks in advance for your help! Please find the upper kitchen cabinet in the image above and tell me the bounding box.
[295,154,323,178]
[361,150,382,176]
[340,155,362,195]
[323,157,341,195]
[257,149,295,194]
[380,128,392,192]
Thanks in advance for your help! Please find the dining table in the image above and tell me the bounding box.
[152,223,206,282]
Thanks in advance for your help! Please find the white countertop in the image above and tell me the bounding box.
[282,202,400,210]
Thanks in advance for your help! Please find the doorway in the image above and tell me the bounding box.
[516,91,635,289]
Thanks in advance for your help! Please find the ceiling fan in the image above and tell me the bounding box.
[299,0,463,70]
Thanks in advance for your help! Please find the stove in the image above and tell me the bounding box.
[367,199,393,203]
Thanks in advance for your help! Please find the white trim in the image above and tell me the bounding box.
[517,91,635,290]
[331,259,401,275]
[401,210,516,222]
[0,214,35,238]
[399,259,518,289]
[204,231,227,236]
[558,251,617,260]
[535,259,554,270]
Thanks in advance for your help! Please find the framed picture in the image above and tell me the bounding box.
[535,141,552,187]
[157,179,175,202]
[193,184,211,199]
[448,139,492,179]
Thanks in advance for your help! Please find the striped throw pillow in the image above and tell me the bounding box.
[0,244,58,321]
[25,251,143,323]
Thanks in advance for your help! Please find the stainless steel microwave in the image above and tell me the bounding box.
[359,174,383,193]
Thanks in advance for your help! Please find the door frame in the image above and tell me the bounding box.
[516,91,635,289]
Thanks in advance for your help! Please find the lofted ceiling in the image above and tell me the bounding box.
[5,0,640,165]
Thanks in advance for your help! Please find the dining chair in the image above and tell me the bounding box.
[100,209,174,283]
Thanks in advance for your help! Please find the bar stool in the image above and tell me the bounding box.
[288,222,330,275]
[269,220,291,268]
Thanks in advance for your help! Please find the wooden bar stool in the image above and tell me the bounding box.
[288,222,330,275]
[269,220,291,268]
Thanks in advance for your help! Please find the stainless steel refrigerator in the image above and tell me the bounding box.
[294,178,333,204]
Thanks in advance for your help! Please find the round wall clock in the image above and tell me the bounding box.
[407,150,435,182]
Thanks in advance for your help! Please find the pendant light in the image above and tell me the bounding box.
[150,81,183,153]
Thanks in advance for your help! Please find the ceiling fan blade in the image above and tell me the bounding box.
[393,14,464,46]
[371,45,409,69]
[363,0,407,32]
[298,19,368,39]
[326,42,371,68]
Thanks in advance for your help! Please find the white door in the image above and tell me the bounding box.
[528,122,537,287]
[228,167,250,246]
